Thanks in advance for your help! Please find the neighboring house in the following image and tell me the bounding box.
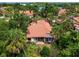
[56,19,64,24]
[19,10,33,18]
[58,8,67,16]
[52,19,64,24]
[27,20,53,43]
[73,16,79,31]
[0,7,5,16]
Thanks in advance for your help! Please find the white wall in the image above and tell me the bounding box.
[31,38,37,42]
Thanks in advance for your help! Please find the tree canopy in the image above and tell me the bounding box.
[0,3,79,57]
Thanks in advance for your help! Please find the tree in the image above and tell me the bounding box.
[9,13,30,32]
[5,29,26,56]
[40,46,50,57]
[0,19,9,31]
[57,30,79,57]
[0,29,27,57]
[52,16,74,39]
[25,43,39,57]
[59,42,79,57]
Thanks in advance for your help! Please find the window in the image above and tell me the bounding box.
[46,38,52,42]
[36,37,44,42]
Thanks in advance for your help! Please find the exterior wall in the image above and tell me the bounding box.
[28,37,53,43]
[31,38,37,42]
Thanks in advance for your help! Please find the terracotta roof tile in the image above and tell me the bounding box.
[19,10,33,16]
[58,9,66,16]
[27,20,52,38]
[73,16,79,30]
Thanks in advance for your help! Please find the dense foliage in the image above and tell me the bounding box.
[0,3,79,57]
[40,46,50,57]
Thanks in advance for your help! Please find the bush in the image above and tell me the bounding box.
[40,46,50,57]
[25,44,39,57]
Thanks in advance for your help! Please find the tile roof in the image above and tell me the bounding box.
[19,10,33,16]
[27,20,52,38]
[58,8,66,16]
[73,16,79,30]
[56,19,64,24]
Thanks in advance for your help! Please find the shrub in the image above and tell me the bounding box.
[40,46,50,57]
[25,44,39,57]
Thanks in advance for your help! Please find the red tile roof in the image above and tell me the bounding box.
[73,16,79,23]
[73,16,79,30]
[56,19,64,24]
[19,10,33,16]
[58,8,66,16]
[27,20,52,38]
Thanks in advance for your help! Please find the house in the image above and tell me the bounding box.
[27,20,53,43]
[58,8,67,16]
[19,10,33,18]
[0,7,5,16]
[56,19,64,24]
[73,16,79,30]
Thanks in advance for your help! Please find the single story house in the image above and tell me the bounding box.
[27,20,54,43]
[58,8,67,16]
[73,16,79,30]
[19,10,33,18]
